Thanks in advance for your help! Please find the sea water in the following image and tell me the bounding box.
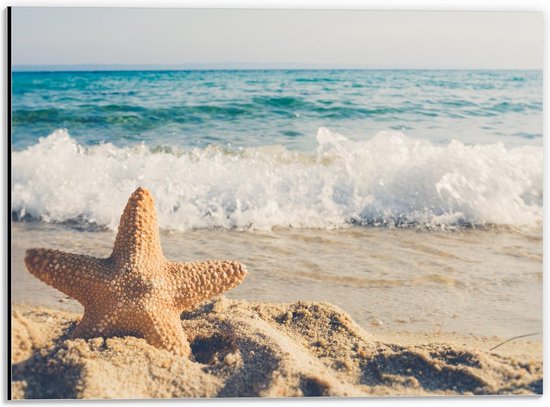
[10,69,543,339]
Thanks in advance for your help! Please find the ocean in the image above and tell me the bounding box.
[10,69,543,339]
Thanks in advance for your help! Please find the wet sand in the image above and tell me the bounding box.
[11,222,543,339]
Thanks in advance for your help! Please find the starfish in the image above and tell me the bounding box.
[24,187,247,356]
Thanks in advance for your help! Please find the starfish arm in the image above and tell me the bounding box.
[166,260,247,310]
[70,302,124,339]
[24,248,110,305]
[141,313,191,356]
[70,309,106,339]
[111,187,164,267]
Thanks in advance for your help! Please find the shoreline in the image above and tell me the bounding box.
[12,222,543,340]
[11,299,542,399]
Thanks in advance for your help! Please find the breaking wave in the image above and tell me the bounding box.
[11,128,542,231]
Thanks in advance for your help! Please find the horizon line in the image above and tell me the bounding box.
[12,63,542,73]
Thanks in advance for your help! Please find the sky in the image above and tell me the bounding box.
[11,8,543,70]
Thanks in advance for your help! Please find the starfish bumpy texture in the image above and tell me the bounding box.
[24,187,248,356]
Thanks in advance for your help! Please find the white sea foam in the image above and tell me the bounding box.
[12,128,543,231]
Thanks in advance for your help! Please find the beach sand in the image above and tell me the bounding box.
[11,298,542,399]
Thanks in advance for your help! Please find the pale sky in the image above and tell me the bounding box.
[11,8,543,69]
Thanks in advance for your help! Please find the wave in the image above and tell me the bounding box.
[11,128,542,231]
[12,103,251,127]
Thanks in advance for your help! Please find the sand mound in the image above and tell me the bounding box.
[11,299,542,399]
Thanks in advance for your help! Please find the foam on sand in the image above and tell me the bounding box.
[11,298,542,399]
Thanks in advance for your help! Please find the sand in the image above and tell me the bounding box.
[11,298,542,399]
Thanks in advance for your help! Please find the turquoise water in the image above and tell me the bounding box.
[11,69,543,230]
[12,70,542,151]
